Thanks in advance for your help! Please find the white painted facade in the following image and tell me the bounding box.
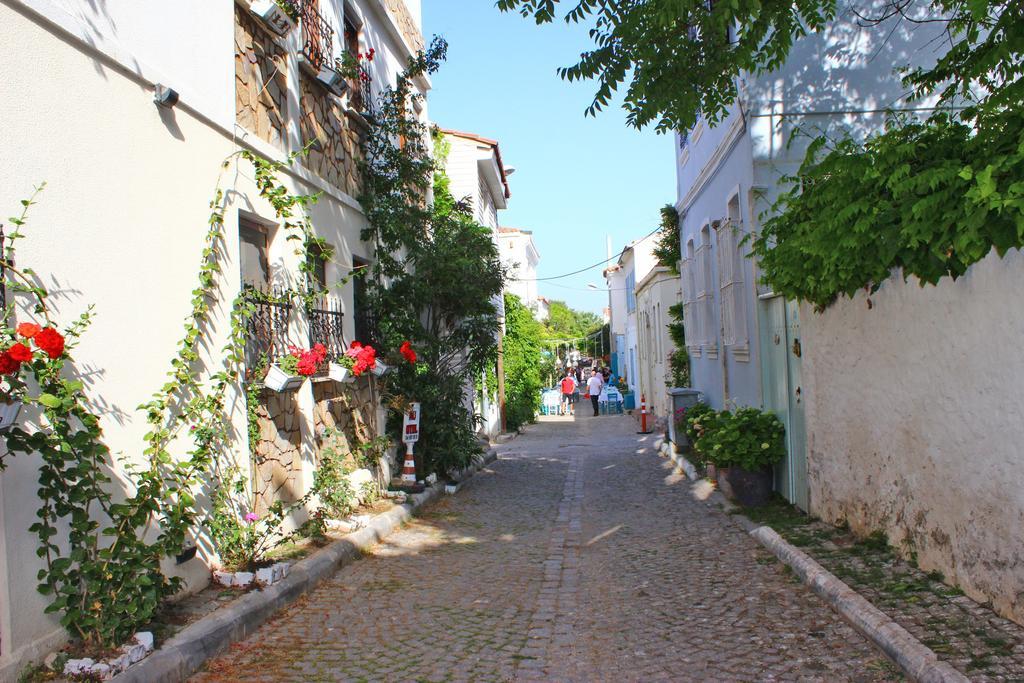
[672,0,1024,622]
[605,234,657,398]
[634,267,681,421]
[498,227,543,319]
[0,0,425,675]
[438,129,512,439]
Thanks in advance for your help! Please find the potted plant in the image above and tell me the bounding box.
[330,341,377,383]
[265,344,326,392]
[683,402,717,473]
[249,0,298,36]
[696,407,786,507]
[316,65,347,97]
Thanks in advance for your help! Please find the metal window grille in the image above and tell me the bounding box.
[300,0,333,73]
[242,286,293,380]
[308,295,346,360]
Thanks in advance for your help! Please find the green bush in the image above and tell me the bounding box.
[682,402,717,467]
[695,407,786,471]
[504,293,544,430]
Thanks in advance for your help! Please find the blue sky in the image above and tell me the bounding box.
[423,2,676,314]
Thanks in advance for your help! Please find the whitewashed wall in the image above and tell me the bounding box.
[0,0,421,675]
[801,248,1024,624]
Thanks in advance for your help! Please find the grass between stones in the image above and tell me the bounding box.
[733,496,1024,681]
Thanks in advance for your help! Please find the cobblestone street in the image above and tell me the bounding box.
[194,415,898,682]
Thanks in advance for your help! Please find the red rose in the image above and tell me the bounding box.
[0,352,19,375]
[16,322,41,339]
[33,328,65,359]
[7,343,32,363]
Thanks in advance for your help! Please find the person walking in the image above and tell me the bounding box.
[560,369,577,416]
[587,368,604,417]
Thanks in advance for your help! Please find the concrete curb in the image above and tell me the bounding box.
[114,449,498,683]
[666,442,968,683]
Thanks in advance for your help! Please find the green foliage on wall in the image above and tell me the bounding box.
[653,205,681,275]
[503,294,545,430]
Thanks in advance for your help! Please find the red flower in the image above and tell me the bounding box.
[0,352,19,375]
[399,341,416,364]
[7,343,32,363]
[367,48,375,61]
[311,343,327,363]
[296,355,319,376]
[33,327,65,359]
[16,322,41,339]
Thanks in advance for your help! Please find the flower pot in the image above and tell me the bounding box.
[317,66,347,96]
[328,362,355,383]
[717,466,774,507]
[444,483,458,495]
[249,0,295,36]
[371,361,390,377]
[0,398,22,431]
[265,364,305,392]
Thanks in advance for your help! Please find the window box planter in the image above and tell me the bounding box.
[371,361,390,378]
[328,362,355,384]
[316,66,348,97]
[0,398,22,431]
[264,364,305,392]
[716,465,774,507]
[249,0,296,36]
[298,52,319,77]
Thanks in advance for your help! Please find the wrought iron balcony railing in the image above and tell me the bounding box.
[242,286,293,380]
[299,0,333,75]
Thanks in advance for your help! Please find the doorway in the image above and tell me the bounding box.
[758,296,808,510]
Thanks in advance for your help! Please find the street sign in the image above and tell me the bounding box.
[402,402,421,444]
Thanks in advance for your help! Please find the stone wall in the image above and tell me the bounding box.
[299,75,363,198]
[801,247,1024,624]
[252,389,303,514]
[235,6,287,149]
[384,0,424,53]
[312,378,378,471]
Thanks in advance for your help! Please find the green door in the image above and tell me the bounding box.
[758,296,808,510]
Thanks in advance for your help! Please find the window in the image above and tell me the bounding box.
[239,219,270,288]
[681,239,700,357]
[352,256,374,345]
[717,197,749,355]
[696,226,716,354]
[307,241,330,293]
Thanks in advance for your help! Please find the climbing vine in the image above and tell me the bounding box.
[652,204,681,275]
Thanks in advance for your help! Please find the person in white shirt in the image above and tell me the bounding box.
[586,369,604,417]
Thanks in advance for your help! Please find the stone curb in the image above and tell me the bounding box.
[662,440,969,683]
[113,448,498,683]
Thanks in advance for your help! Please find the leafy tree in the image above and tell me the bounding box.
[503,294,545,430]
[652,205,681,274]
[544,300,603,340]
[496,0,837,132]
[359,38,506,476]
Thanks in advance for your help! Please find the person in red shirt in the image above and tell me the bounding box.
[560,369,577,416]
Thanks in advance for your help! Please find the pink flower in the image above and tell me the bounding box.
[244,512,259,523]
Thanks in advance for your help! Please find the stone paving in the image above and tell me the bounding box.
[193,414,899,682]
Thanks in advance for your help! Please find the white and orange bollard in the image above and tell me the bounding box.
[402,444,417,484]
[637,393,652,434]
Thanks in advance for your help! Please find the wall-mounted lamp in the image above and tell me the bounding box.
[154,84,179,109]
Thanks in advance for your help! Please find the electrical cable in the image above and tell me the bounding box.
[509,225,662,282]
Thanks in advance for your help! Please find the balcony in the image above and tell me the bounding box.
[242,286,293,381]
[298,0,333,76]
[307,296,346,375]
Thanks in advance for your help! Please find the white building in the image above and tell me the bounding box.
[438,129,513,438]
[674,1,1024,624]
[497,227,543,319]
[634,267,681,421]
[0,0,426,674]
[604,233,658,400]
